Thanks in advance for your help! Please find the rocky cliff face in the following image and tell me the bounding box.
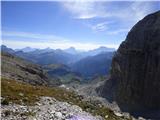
[101,11,160,117]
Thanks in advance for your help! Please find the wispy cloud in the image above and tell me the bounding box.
[130,2,156,22]
[87,21,113,32]
[61,1,158,22]
[106,28,130,35]
[2,31,69,42]
[61,1,159,36]
[2,31,119,50]
[115,2,159,23]
[62,1,110,19]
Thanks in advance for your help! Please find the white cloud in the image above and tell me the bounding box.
[115,2,158,24]
[106,28,130,35]
[88,21,113,32]
[62,1,110,19]
[61,1,158,22]
[130,2,155,22]
[61,1,158,36]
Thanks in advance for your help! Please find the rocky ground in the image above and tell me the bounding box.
[63,80,122,114]
[61,84,147,120]
[2,78,133,120]
[1,97,103,120]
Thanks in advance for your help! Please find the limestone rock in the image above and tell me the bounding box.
[101,11,160,118]
[1,97,103,120]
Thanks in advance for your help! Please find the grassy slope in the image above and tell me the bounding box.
[1,52,50,85]
[1,78,131,120]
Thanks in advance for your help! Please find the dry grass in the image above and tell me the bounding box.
[1,78,76,105]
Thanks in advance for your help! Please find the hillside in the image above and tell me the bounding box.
[1,78,131,120]
[1,52,59,86]
[43,64,83,84]
[71,52,114,78]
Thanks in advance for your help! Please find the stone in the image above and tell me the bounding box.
[54,112,63,118]
[114,112,123,117]
[50,110,55,114]
[18,92,24,96]
[138,117,146,120]
[105,115,108,118]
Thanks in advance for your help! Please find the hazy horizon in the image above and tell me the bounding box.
[2,1,160,50]
[2,44,116,52]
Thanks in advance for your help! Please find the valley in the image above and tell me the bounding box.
[1,45,114,83]
[1,1,160,120]
[1,45,125,120]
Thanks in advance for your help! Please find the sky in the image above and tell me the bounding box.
[1,1,160,50]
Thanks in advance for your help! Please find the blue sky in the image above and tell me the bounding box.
[2,1,160,50]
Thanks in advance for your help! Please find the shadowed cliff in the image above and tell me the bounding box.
[100,11,160,119]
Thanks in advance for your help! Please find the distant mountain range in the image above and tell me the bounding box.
[1,45,115,79]
[71,52,114,78]
[15,49,76,65]
[15,47,38,52]
[81,46,115,57]
[64,46,115,56]
[15,46,115,56]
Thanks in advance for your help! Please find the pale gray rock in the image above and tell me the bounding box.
[1,97,103,120]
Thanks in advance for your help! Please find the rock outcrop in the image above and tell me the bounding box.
[101,11,160,118]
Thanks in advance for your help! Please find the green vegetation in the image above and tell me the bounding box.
[1,78,131,120]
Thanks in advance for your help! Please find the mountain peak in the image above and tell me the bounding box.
[96,46,115,51]
[15,47,37,52]
[1,45,15,53]
[64,47,77,54]
[66,47,76,50]
[1,45,7,48]
[99,46,107,49]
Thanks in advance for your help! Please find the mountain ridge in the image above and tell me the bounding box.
[1,45,114,79]
[71,52,114,78]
